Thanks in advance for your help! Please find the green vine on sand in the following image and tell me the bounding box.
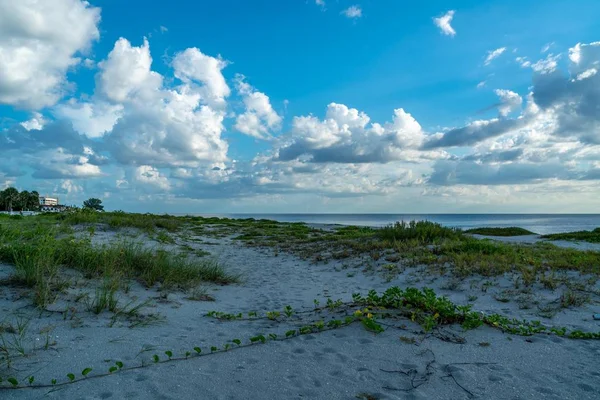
[1,286,598,390]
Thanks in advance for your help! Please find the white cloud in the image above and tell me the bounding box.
[516,57,531,68]
[234,75,282,139]
[54,100,123,138]
[0,0,100,109]
[20,112,47,131]
[495,89,523,116]
[433,10,456,37]
[341,5,362,19]
[159,26,168,33]
[60,179,83,194]
[275,103,444,163]
[477,81,486,89]
[134,165,170,190]
[315,0,325,7]
[97,38,163,103]
[100,38,230,167]
[575,68,597,81]
[531,53,561,74]
[172,47,230,107]
[484,47,506,66]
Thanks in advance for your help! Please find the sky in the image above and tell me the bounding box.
[1,0,600,213]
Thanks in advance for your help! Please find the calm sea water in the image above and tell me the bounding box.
[194,214,600,235]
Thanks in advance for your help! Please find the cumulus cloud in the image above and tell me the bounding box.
[20,113,47,131]
[495,89,523,116]
[134,165,171,190]
[529,41,600,143]
[341,6,362,19]
[54,100,123,138]
[97,38,163,104]
[99,39,230,167]
[484,47,506,66]
[433,10,456,37]
[0,0,100,109]
[60,179,83,194]
[233,75,282,139]
[274,103,445,163]
[172,47,230,107]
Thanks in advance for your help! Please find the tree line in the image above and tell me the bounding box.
[0,187,40,212]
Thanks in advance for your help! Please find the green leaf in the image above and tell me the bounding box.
[194,346,202,354]
[285,330,296,337]
[67,373,75,382]
[210,346,218,352]
[51,379,57,385]
[232,339,241,345]
[109,366,118,374]
[82,368,93,377]
[185,351,191,358]
[268,333,277,340]
[28,376,35,384]
[165,350,173,358]
[8,377,18,387]
[153,354,160,363]
[115,361,124,369]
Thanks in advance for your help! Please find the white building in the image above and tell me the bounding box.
[40,196,59,206]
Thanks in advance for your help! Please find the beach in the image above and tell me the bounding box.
[1,214,599,399]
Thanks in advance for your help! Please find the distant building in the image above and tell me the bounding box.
[38,196,70,213]
[40,196,59,206]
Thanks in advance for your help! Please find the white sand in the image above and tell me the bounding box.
[1,230,599,399]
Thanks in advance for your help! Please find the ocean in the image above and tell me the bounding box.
[196,214,600,235]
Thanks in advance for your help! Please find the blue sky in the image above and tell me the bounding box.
[1,0,600,213]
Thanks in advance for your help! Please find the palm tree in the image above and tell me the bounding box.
[18,190,30,211]
[29,191,40,211]
[2,187,19,212]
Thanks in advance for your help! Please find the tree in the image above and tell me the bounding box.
[29,191,40,211]
[17,190,30,211]
[0,187,19,212]
[83,198,104,211]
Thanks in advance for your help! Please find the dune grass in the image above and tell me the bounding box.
[465,227,536,236]
[378,220,462,243]
[0,219,237,308]
[541,228,600,243]
[56,210,183,233]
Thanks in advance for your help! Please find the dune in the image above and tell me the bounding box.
[1,219,599,399]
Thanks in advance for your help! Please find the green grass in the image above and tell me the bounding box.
[0,219,237,308]
[378,221,462,244]
[465,227,536,236]
[541,228,600,243]
[55,210,183,233]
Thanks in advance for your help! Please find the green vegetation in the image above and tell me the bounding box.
[191,217,600,284]
[82,198,104,212]
[0,213,237,309]
[0,187,39,212]
[465,227,536,236]
[379,220,462,243]
[2,286,599,390]
[541,228,600,243]
[57,210,183,233]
